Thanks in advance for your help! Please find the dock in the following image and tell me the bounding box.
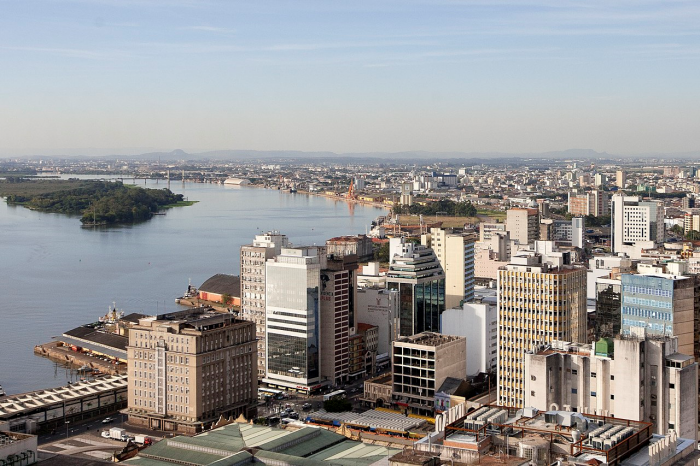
[34,341,126,376]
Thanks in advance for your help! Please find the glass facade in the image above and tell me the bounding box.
[393,278,445,336]
[620,275,674,336]
[265,258,320,385]
[595,281,621,338]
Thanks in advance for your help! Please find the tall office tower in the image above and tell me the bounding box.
[126,308,257,433]
[506,208,539,245]
[319,267,350,386]
[386,237,445,337]
[620,273,694,357]
[611,194,664,258]
[497,252,587,408]
[240,231,289,379]
[523,336,697,441]
[264,246,326,393]
[616,170,626,189]
[480,222,506,242]
[421,227,477,308]
[594,277,622,339]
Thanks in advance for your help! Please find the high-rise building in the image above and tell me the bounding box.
[319,268,350,386]
[506,208,539,245]
[616,170,626,189]
[480,222,506,242]
[611,194,664,258]
[568,190,609,217]
[497,252,587,407]
[240,231,289,379]
[620,273,694,357]
[126,308,257,433]
[524,336,697,442]
[355,286,400,356]
[594,277,622,339]
[386,238,445,337]
[440,299,497,376]
[264,246,325,393]
[421,227,476,308]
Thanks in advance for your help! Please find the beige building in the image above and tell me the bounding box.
[421,228,477,307]
[497,252,587,408]
[392,332,466,415]
[125,308,257,433]
[506,208,539,245]
[320,268,350,386]
[616,169,626,189]
[523,336,698,442]
[240,231,289,379]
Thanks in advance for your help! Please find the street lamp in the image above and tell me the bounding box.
[65,421,70,438]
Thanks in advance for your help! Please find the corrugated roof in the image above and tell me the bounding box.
[263,428,345,457]
[63,327,129,351]
[138,438,225,465]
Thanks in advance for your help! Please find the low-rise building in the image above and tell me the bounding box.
[392,332,466,415]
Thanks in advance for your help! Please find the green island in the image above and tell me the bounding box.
[0,178,195,225]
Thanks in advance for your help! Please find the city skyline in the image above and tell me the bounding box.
[1,1,699,157]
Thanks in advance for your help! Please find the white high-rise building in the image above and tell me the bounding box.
[240,231,289,379]
[611,194,664,259]
[264,246,325,393]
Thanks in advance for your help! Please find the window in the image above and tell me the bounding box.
[572,388,578,394]
[591,391,597,397]
[572,369,578,375]
[610,375,614,380]
[531,391,535,396]
[610,394,614,400]
[531,375,536,381]
[591,372,597,378]
[669,383,675,389]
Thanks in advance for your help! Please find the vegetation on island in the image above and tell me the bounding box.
[0,178,190,225]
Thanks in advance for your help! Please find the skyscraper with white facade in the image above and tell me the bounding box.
[421,227,476,308]
[264,246,325,393]
[611,194,664,258]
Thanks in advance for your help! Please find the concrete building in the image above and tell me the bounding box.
[392,332,466,415]
[541,218,585,248]
[620,273,694,357]
[240,231,289,379]
[355,286,400,356]
[497,252,587,407]
[319,268,350,386]
[0,432,36,466]
[523,336,698,442]
[356,261,386,289]
[387,238,445,337]
[586,254,633,300]
[611,194,664,258]
[474,231,513,282]
[440,299,497,376]
[357,322,379,376]
[568,190,609,217]
[326,234,373,262]
[616,170,626,189]
[421,227,476,308]
[126,308,257,432]
[480,222,506,242]
[506,208,539,245]
[264,246,325,392]
[594,277,622,339]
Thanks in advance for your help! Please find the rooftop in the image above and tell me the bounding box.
[396,332,465,348]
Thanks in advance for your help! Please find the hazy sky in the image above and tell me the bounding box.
[1,0,699,156]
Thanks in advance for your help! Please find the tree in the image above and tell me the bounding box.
[374,242,390,263]
[670,224,684,236]
[686,230,700,241]
[221,293,232,305]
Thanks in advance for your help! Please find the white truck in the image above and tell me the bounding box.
[134,435,152,446]
[109,427,125,440]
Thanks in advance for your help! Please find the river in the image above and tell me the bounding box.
[0,177,385,395]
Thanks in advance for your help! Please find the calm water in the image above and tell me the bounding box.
[0,178,385,395]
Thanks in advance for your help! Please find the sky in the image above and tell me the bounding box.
[0,0,699,157]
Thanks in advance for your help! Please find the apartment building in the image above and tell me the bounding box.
[421,227,476,308]
[506,208,539,245]
[126,308,257,433]
[523,336,698,442]
[240,231,289,379]
[392,332,466,415]
[319,268,350,386]
[440,299,497,376]
[568,190,609,217]
[497,252,587,408]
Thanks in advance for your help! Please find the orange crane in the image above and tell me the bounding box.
[347,179,357,200]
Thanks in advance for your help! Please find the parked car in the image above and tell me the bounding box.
[289,412,299,420]
[302,403,312,410]
[101,431,111,439]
